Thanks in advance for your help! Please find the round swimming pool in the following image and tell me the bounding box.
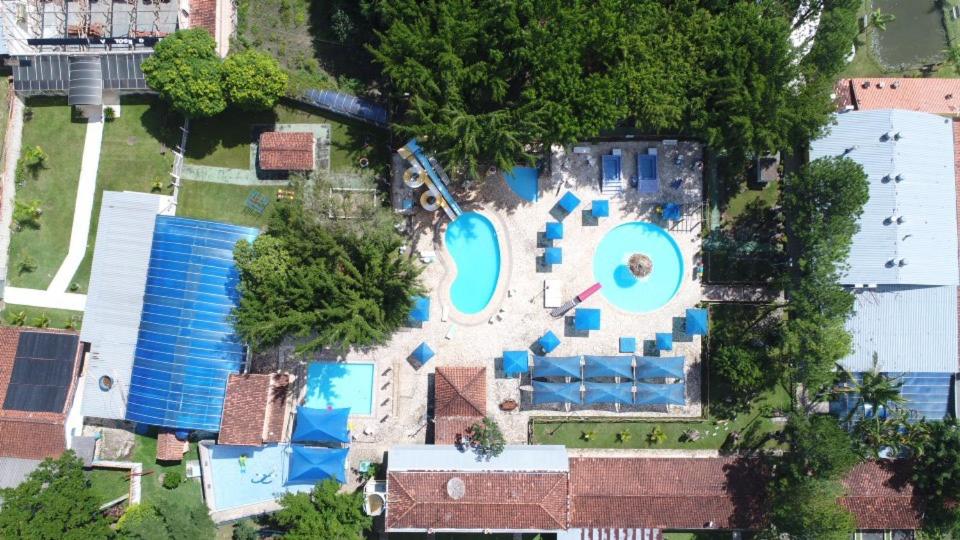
[593,222,684,313]
[445,212,501,314]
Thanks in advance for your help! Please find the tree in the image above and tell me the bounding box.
[273,479,371,540]
[910,420,960,536]
[8,310,26,326]
[142,29,227,117]
[466,417,506,459]
[868,9,895,32]
[161,471,181,489]
[647,426,667,445]
[232,520,258,540]
[32,313,50,329]
[769,477,856,540]
[117,498,215,540]
[16,145,47,182]
[712,345,767,404]
[0,451,111,540]
[17,253,37,274]
[836,353,905,424]
[330,8,354,43]
[616,429,632,443]
[780,414,859,483]
[221,49,288,111]
[14,199,44,229]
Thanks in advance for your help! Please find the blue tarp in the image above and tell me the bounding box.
[503,350,529,376]
[539,331,561,354]
[545,247,563,265]
[635,356,685,380]
[635,382,685,405]
[574,308,601,331]
[504,166,539,202]
[686,308,709,335]
[533,381,582,404]
[584,382,633,404]
[583,355,634,379]
[409,296,430,323]
[292,407,350,443]
[412,342,435,364]
[656,332,673,351]
[288,446,348,484]
[558,191,581,213]
[602,155,622,188]
[545,222,564,240]
[663,203,682,221]
[533,355,580,378]
[592,200,610,218]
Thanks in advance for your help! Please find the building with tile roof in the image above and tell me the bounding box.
[258,132,317,171]
[839,461,922,531]
[839,78,960,115]
[433,366,486,444]
[156,430,189,462]
[218,373,291,446]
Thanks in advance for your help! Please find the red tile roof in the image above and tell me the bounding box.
[845,78,960,114]
[258,132,316,171]
[387,471,569,531]
[840,461,923,530]
[569,457,767,530]
[218,373,290,446]
[156,430,188,462]
[433,367,486,444]
[190,0,218,37]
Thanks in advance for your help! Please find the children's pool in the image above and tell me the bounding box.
[206,444,314,512]
[445,212,501,314]
[304,362,375,416]
[593,222,684,313]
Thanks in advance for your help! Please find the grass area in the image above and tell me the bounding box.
[176,181,283,228]
[68,97,179,292]
[945,0,960,49]
[663,533,731,540]
[0,303,82,329]
[722,180,779,225]
[131,429,204,511]
[7,98,87,289]
[86,468,130,504]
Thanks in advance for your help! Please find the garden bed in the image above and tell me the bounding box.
[0,303,82,329]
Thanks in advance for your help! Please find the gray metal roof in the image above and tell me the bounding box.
[842,285,957,373]
[809,109,959,286]
[0,458,41,489]
[68,56,103,106]
[388,445,569,473]
[13,53,151,95]
[80,192,166,421]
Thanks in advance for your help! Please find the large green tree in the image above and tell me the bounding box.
[221,49,289,111]
[768,477,856,540]
[273,479,372,539]
[780,414,860,483]
[116,498,215,540]
[142,29,227,117]
[910,420,960,536]
[0,451,111,540]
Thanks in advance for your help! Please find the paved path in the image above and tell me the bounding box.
[180,163,260,185]
[48,116,104,293]
[0,92,24,289]
[3,286,86,311]
[702,284,782,303]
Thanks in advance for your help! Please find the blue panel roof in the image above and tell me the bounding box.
[125,216,259,432]
[809,110,958,286]
[635,382,685,405]
[533,355,580,379]
[301,89,388,127]
[532,381,582,404]
[830,372,953,422]
[635,356,685,380]
[583,382,633,404]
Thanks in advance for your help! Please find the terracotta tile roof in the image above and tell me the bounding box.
[845,78,960,114]
[190,0,218,37]
[433,367,486,444]
[386,471,569,531]
[569,457,767,530]
[839,461,923,530]
[218,373,290,446]
[156,430,188,462]
[258,132,316,171]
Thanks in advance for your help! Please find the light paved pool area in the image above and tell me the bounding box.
[298,140,705,483]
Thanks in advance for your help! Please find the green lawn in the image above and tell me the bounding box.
[722,180,779,225]
[131,429,204,512]
[87,468,130,504]
[68,97,179,292]
[176,181,282,228]
[663,533,733,540]
[8,98,86,289]
[0,303,82,330]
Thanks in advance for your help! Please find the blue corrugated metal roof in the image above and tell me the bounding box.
[809,109,958,286]
[843,285,957,373]
[830,372,953,422]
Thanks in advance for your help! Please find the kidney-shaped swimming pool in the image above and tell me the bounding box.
[445,212,501,315]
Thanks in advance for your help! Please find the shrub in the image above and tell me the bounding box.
[162,471,182,489]
[17,254,37,274]
[647,426,666,445]
[103,107,116,122]
[466,417,505,459]
[330,9,354,43]
[232,520,258,540]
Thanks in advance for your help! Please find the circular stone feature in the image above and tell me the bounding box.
[593,222,684,313]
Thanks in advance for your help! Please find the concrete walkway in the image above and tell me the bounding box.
[48,116,104,293]
[3,286,86,311]
[0,92,24,289]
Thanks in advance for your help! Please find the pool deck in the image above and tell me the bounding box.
[291,140,705,490]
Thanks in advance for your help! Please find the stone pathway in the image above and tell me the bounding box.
[3,286,86,311]
[180,163,260,185]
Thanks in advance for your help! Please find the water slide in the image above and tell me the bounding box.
[550,282,602,318]
[399,139,463,220]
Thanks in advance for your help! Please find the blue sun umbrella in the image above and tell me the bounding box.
[409,296,430,323]
[558,191,581,214]
[538,330,561,354]
[656,332,673,351]
[545,222,564,240]
[532,381,582,404]
[503,350,529,376]
[412,342,435,364]
[545,247,563,265]
[592,199,610,218]
[292,406,350,443]
[635,382,685,405]
[635,356,685,380]
[533,355,581,378]
[288,446,348,484]
[686,308,709,335]
[583,355,634,379]
[583,382,633,405]
[574,308,601,331]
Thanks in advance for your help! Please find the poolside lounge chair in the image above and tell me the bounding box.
[545,247,562,266]
[539,330,561,354]
[592,200,609,218]
[637,151,659,193]
[545,222,564,240]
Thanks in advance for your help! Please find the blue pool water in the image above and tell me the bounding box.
[593,222,684,313]
[304,362,374,415]
[445,212,501,314]
[503,166,539,202]
[207,443,315,511]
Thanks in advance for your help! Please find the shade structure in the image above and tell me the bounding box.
[635,356,685,380]
[545,247,563,265]
[412,342,435,364]
[300,88,388,127]
[292,406,350,443]
[409,296,430,323]
[574,308,601,331]
[592,200,610,218]
[558,191,581,213]
[656,332,674,351]
[545,222,564,240]
[686,308,709,335]
[583,355,634,379]
[538,331,561,353]
[635,382,685,405]
[583,382,633,405]
[533,381,582,404]
[533,355,581,379]
[663,202,682,221]
[288,446,348,484]
[503,350,529,376]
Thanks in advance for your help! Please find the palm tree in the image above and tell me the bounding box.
[9,311,26,327]
[617,429,632,443]
[837,353,906,424]
[32,313,50,328]
[64,315,81,330]
[868,9,895,32]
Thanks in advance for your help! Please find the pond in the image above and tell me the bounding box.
[872,0,948,68]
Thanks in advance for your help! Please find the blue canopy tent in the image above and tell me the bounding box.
[583,355,634,379]
[635,356,685,380]
[583,382,633,405]
[663,203,682,221]
[656,332,673,351]
[686,308,709,335]
[532,381,582,404]
[635,382,685,406]
[288,446,348,484]
[538,331,561,354]
[558,191,581,214]
[412,342,435,364]
[292,406,350,443]
[545,222,564,240]
[574,308,601,331]
[503,350,529,376]
[545,247,563,265]
[533,355,581,379]
[409,296,430,324]
[592,200,610,218]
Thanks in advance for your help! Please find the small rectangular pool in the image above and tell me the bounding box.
[304,362,375,416]
[205,443,314,512]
